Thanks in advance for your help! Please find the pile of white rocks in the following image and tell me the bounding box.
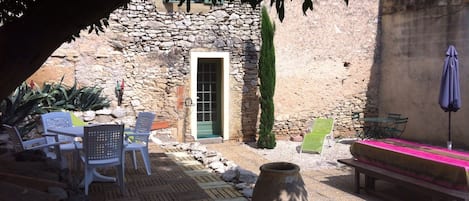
[162,142,257,198]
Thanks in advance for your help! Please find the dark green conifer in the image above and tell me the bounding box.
[257,6,276,149]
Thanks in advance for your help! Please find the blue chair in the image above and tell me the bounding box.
[124,112,156,175]
[41,112,82,151]
[3,124,61,160]
[81,124,125,195]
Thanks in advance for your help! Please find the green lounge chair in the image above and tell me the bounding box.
[300,118,334,156]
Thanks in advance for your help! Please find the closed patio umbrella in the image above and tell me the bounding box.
[438,45,461,150]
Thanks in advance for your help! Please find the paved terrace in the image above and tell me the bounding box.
[86,142,433,201]
[87,144,243,201]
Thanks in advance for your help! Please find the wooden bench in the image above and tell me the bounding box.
[338,158,469,201]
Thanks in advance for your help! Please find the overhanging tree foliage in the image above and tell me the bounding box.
[0,0,348,100]
[0,0,130,100]
[257,6,276,149]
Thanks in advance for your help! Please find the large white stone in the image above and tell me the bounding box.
[203,155,221,165]
[238,168,257,184]
[208,161,225,170]
[131,99,141,107]
[112,107,127,118]
[95,108,113,115]
[229,13,240,20]
[83,111,96,121]
[241,188,253,198]
[221,168,238,182]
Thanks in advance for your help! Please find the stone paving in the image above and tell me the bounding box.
[88,144,247,201]
[164,147,247,201]
[87,140,434,201]
[88,149,212,201]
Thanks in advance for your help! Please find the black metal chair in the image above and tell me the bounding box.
[351,112,366,139]
[387,113,402,120]
[385,117,409,138]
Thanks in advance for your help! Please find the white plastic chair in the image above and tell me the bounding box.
[41,112,82,150]
[124,112,156,175]
[81,124,125,195]
[3,124,61,160]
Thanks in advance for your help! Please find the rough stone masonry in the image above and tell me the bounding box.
[32,0,380,141]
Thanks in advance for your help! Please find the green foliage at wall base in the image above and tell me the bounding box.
[0,78,110,136]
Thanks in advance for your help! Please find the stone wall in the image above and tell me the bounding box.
[36,0,261,141]
[33,0,469,146]
[33,0,382,141]
[266,0,380,138]
[379,0,469,147]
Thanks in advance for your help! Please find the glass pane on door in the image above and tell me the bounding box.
[197,59,221,138]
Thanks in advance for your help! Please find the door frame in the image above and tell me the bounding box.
[190,52,230,140]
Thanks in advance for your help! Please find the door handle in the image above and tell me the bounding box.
[184,97,193,106]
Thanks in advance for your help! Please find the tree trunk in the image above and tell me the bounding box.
[0,0,129,99]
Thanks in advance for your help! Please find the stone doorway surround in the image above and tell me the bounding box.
[190,51,230,141]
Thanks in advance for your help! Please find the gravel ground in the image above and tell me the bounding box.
[152,132,358,172]
[240,138,355,171]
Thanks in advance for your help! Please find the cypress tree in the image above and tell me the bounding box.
[257,6,276,149]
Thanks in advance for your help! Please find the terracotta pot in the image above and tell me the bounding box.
[252,162,308,201]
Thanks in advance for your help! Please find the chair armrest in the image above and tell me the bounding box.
[44,133,77,143]
[42,133,58,136]
[125,133,150,139]
[125,133,150,137]
[125,133,150,144]
[28,141,62,150]
[22,138,48,147]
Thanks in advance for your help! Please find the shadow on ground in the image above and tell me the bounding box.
[321,173,434,201]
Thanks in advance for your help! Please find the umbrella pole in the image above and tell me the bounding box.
[448,111,452,150]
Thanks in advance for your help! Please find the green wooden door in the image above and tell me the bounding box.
[197,59,221,138]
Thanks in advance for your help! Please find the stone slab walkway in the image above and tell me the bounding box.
[88,150,212,201]
[88,144,247,201]
[164,147,247,201]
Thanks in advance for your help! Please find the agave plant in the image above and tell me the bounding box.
[75,86,110,111]
[37,77,110,112]
[0,78,111,136]
[36,77,77,113]
[0,82,46,134]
